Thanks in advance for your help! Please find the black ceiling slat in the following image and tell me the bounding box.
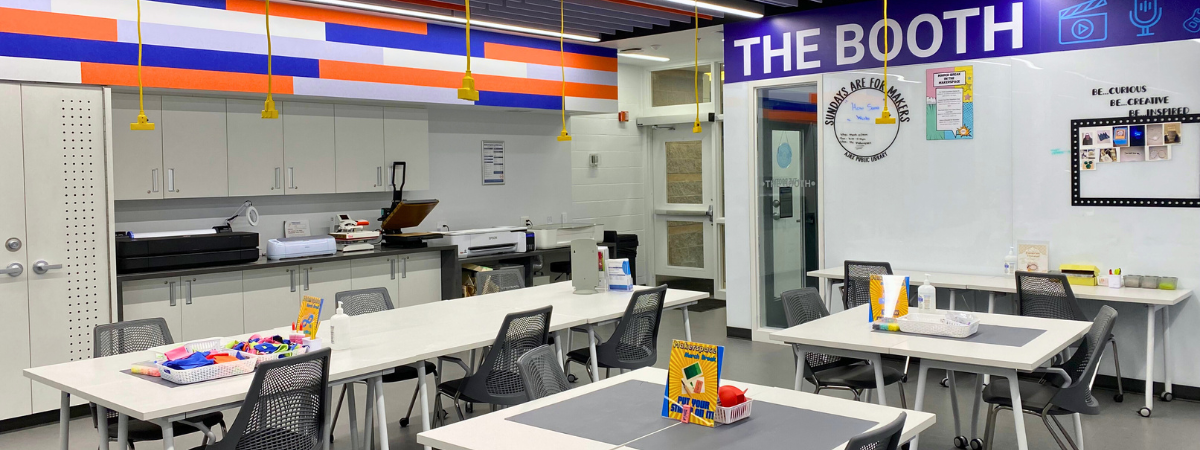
[556,0,687,22]
[482,4,634,32]
[501,0,652,29]
[468,10,607,35]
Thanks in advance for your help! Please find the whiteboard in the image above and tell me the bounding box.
[1078,122,1200,199]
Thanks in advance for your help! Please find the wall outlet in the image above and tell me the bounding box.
[561,212,568,223]
[436,221,449,231]
[545,216,554,224]
[520,216,531,226]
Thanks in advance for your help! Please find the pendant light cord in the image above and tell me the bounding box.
[881,0,889,111]
[262,0,279,118]
[465,0,472,73]
[131,0,154,130]
[692,0,700,133]
[556,0,571,141]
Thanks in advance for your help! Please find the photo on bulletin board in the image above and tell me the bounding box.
[1113,126,1129,147]
[1129,125,1146,146]
[1147,146,1171,161]
[1079,149,1098,170]
[1119,147,1145,162]
[1164,123,1181,144]
[1146,124,1165,146]
[1079,126,1112,149]
[925,66,974,140]
[1099,148,1119,163]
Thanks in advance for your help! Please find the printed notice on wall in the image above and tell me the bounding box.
[926,66,974,140]
[481,140,505,185]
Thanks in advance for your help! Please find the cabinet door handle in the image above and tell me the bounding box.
[185,279,193,305]
[303,268,310,291]
[167,168,176,192]
[289,167,297,190]
[288,269,296,293]
[274,167,281,190]
[376,166,383,187]
[168,281,177,307]
[151,168,159,193]
[402,257,407,279]
[390,258,396,280]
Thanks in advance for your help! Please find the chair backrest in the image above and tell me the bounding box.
[844,412,906,450]
[94,318,174,358]
[843,261,892,309]
[212,348,332,450]
[596,285,668,370]
[1051,306,1117,415]
[461,306,553,406]
[335,288,394,316]
[1015,272,1087,321]
[476,267,525,295]
[780,288,857,377]
[517,345,570,401]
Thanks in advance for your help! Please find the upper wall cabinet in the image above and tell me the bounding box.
[283,102,337,195]
[227,99,285,197]
[335,104,386,193]
[384,107,430,192]
[112,94,165,200]
[161,96,229,198]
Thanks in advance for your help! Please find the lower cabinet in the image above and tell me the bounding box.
[242,266,302,334]
[398,253,442,308]
[300,261,353,321]
[123,273,244,342]
[351,257,401,306]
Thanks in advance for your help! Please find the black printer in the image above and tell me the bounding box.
[115,226,260,274]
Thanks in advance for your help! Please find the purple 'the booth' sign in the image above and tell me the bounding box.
[724,0,1200,84]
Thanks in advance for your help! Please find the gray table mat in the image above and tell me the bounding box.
[506,379,672,445]
[627,400,880,450]
[120,368,186,388]
[875,324,1047,347]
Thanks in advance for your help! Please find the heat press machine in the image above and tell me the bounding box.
[379,161,442,248]
[330,214,380,253]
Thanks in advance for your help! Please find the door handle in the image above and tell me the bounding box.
[185,279,193,305]
[32,260,62,275]
[706,205,714,222]
[167,168,175,193]
[303,268,311,291]
[274,167,281,190]
[390,258,397,280]
[288,269,296,292]
[0,263,22,277]
[402,257,407,279]
[151,168,159,193]
[169,281,177,307]
[376,166,383,187]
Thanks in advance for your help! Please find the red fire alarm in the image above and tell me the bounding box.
[617,111,629,122]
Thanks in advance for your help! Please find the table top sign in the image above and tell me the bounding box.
[869,274,909,322]
[661,340,724,427]
[296,295,324,337]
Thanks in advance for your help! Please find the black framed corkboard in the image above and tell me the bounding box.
[1071,113,1200,207]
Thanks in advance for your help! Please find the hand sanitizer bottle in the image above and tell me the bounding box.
[329,301,350,350]
[917,274,936,311]
[1004,247,1018,275]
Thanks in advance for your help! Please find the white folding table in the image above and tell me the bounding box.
[416,367,936,450]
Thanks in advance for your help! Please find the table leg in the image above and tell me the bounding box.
[1004,370,1029,450]
[971,375,984,439]
[1162,305,1173,400]
[97,405,110,450]
[910,363,932,450]
[348,383,360,450]
[984,293,995,386]
[324,385,333,450]
[1074,413,1085,450]
[161,421,175,450]
[823,278,834,311]
[869,354,889,406]
[682,306,692,342]
[1144,305,1156,417]
[947,371,961,438]
[117,414,128,450]
[794,350,806,391]
[587,324,601,382]
[948,289,957,311]
[373,376,390,450]
[418,362,432,450]
[366,382,376,450]
[554,330,565,365]
[59,392,70,450]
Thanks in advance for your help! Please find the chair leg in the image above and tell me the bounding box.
[1109,338,1125,400]
[329,385,348,438]
[1042,405,1080,450]
[983,405,1000,450]
[401,383,421,425]
[451,391,466,421]
[897,382,908,409]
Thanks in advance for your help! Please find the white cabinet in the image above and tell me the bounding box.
[301,261,353,320]
[351,257,400,306]
[161,96,228,198]
[384,107,430,191]
[180,273,244,341]
[122,278,183,339]
[112,93,165,200]
[242,266,301,334]
[227,99,284,197]
[396,253,442,308]
[0,82,32,421]
[283,102,337,194]
[335,104,386,193]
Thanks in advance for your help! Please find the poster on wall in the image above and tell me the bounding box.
[826,77,910,162]
[926,66,974,140]
[481,140,505,186]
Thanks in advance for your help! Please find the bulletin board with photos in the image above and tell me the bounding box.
[1072,113,1200,207]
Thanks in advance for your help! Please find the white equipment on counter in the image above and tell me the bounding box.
[330,214,380,253]
[530,223,602,249]
[266,235,337,260]
[432,227,527,258]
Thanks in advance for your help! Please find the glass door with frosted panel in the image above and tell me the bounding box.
[757,83,820,329]
[653,125,715,279]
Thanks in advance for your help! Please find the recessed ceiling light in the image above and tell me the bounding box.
[618,53,671,62]
[292,0,600,42]
[661,0,763,19]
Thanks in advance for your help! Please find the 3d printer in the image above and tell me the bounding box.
[379,161,441,248]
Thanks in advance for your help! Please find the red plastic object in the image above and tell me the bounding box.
[718,385,747,407]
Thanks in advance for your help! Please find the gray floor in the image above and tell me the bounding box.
[2,304,1196,449]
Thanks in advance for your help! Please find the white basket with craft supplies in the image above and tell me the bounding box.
[149,338,226,363]
[157,351,258,385]
[714,398,753,425]
[250,345,307,365]
[896,312,980,338]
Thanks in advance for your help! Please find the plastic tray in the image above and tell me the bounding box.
[896,312,980,338]
[158,351,258,385]
[150,338,225,363]
[251,346,308,365]
[714,398,753,425]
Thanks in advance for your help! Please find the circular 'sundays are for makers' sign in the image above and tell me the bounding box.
[824,77,910,162]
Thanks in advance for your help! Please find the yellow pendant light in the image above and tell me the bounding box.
[458,0,479,101]
[130,0,155,130]
[556,0,571,141]
[875,0,896,125]
[262,0,280,118]
[691,0,701,133]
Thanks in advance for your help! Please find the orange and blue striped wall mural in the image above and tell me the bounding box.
[0,0,619,112]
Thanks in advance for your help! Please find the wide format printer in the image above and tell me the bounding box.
[432,227,527,258]
[115,227,259,274]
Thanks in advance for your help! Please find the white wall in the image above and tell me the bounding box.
[115,108,573,246]
[725,40,1200,385]
[723,81,752,330]
[569,64,651,283]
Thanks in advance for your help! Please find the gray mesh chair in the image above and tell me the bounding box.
[843,261,893,309]
[476,267,525,295]
[844,412,906,450]
[194,348,332,450]
[434,306,552,426]
[781,288,906,408]
[1015,272,1124,402]
[93,319,226,448]
[329,288,437,430]
[517,345,571,401]
[564,285,667,380]
[982,306,1118,450]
